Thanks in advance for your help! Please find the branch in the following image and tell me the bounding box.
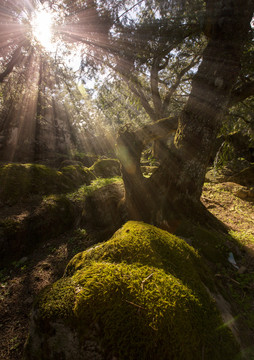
[117,65,156,121]
[135,116,178,146]
[229,81,254,107]
[162,57,200,113]
[158,55,170,71]
[150,57,163,117]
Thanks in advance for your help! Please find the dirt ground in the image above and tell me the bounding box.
[0,180,254,360]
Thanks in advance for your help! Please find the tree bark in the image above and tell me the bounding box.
[117,0,254,229]
[0,40,28,83]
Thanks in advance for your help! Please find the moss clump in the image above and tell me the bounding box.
[61,165,95,186]
[89,159,121,178]
[66,221,208,290]
[35,277,76,322]
[0,163,94,204]
[27,221,239,360]
[73,262,207,359]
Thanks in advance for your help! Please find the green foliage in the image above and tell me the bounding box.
[32,221,239,360]
[96,79,150,130]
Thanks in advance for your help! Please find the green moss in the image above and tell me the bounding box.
[175,221,230,265]
[89,159,121,178]
[35,277,76,321]
[73,262,208,359]
[66,221,208,290]
[33,221,239,359]
[61,165,95,186]
[29,164,65,193]
[67,177,122,202]
[0,163,95,204]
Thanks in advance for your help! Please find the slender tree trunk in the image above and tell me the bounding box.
[117,0,253,229]
[34,59,43,161]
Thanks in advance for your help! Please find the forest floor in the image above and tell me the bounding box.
[0,179,254,360]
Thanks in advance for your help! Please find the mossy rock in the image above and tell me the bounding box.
[191,227,229,264]
[61,165,95,186]
[0,163,67,203]
[0,163,94,204]
[89,159,121,178]
[24,222,239,360]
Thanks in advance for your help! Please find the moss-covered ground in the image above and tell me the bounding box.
[0,163,254,360]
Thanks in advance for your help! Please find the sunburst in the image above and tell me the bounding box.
[31,8,54,51]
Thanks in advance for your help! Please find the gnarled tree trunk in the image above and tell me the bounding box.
[117,0,253,230]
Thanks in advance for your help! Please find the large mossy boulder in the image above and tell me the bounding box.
[24,222,239,360]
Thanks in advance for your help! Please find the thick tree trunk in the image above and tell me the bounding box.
[117,0,253,229]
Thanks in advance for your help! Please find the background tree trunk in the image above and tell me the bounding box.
[117,0,254,229]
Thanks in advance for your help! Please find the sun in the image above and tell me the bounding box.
[31,9,54,50]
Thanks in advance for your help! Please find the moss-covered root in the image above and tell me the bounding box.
[24,221,240,360]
